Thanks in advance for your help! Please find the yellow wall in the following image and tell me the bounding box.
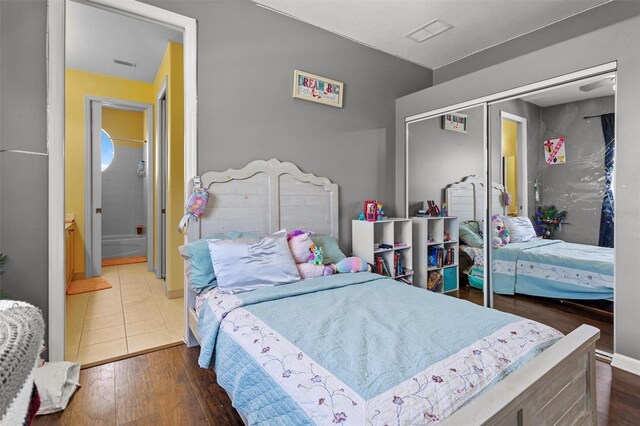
[65,69,154,275]
[501,119,518,216]
[153,42,184,296]
[102,108,145,148]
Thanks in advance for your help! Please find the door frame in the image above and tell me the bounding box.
[155,78,168,279]
[47,0,197,362]
[500,111,528,217]
[84,97,154,278]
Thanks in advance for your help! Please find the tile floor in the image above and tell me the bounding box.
[65,262,184,366]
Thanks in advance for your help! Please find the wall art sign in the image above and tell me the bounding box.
[293,70,343,108]
[544,137,566,165]
[442,112,467,133]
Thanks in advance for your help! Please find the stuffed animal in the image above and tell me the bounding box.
[491,215,510,248]
[288,233,333,279]
[334,257,370,273]
[309,244,324,265]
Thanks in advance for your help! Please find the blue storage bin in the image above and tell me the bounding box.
[468,267,484,290]
[443,266,457,292]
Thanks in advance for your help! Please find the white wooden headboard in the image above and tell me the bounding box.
[185,158,339,241]
[183,159,339,347]
[445,175,506,221]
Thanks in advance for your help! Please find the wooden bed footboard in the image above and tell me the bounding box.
[443,324,600,425]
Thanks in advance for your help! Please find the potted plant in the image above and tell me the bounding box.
[533,206,567,239]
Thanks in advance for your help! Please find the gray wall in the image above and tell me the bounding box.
[395,5,640,361]
[432,1,640,84]
[144,0,432,250]
[489,98,542,218]
[537,96,614,245]
[102,146,144,237]
[0,0,49,344]
[408,105,484,215]
[0,0,431,353]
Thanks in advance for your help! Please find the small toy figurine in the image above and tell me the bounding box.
[440,202,448,217]
[358,212,366,221]
[308,244,324,265]
[376,202,384,221]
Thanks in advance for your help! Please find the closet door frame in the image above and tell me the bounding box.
[404,61,617,310]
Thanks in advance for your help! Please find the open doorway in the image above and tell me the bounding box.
[63,0,187,366]
[500,112,528,217]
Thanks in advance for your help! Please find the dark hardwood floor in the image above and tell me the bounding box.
[449,285,614,354]
[33,344,639,425]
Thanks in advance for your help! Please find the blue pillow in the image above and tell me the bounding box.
[179,232,263,294]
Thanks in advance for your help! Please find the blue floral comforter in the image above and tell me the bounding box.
[196,272,562,425]
[493,239,614,299]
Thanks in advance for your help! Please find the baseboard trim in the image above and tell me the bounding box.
[611,353,640,377]
[167,288,183,299]
[72,272,85,281]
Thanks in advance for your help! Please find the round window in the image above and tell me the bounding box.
[101,129,114,171]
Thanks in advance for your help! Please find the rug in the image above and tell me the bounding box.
[66,277,112,295]
[101,256,147,267]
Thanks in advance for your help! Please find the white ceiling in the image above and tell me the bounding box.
[520,74,615,107]
[253,0,610,70]
[66,1,183,83]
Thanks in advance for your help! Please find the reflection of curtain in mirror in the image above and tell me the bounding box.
[599,113,615,248]
[502,119,518,216]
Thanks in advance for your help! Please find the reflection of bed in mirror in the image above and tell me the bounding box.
[446,175,614,300]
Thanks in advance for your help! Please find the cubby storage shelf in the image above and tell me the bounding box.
[352,218,413,283]
[412,216,459,293]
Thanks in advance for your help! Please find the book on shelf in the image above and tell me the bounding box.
[427,271,443,292]
[374,256,392,277]
[427,246,445,268]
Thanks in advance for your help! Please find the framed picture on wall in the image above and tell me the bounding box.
[293,70,344,108]
[442,112,467,133]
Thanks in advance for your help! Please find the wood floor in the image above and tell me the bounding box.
[33,344,640,425]
[450,285,614,354]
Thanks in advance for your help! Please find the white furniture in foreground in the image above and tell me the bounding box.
[351,218,413,283]
[183,159,599,426]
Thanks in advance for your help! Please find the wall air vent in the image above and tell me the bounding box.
[405,19,453,43]
[113,59,137,68]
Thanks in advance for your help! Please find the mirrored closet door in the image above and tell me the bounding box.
[487,74,615,354]
[407,104,489,307]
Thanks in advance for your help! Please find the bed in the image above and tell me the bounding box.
[446,176,614,300]
[183,160,599,425]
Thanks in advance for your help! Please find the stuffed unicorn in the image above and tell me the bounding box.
[491,215,510,248]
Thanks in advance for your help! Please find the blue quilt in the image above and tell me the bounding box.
[197,272,562,424]
[492,240,614,299]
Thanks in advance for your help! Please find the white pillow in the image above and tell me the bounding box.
[501,216,537,242]
[208,230,301,294]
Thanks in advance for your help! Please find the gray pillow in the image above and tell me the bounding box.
[208,230,301,294]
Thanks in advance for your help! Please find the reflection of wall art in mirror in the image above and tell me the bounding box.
[442,112,467,133]
[544,137,566,165]
[293,70,343,108]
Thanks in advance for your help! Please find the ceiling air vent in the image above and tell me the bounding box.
[405,19,453,43]
[113,59,137,68]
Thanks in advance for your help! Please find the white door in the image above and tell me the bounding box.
[90,102,103,277]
